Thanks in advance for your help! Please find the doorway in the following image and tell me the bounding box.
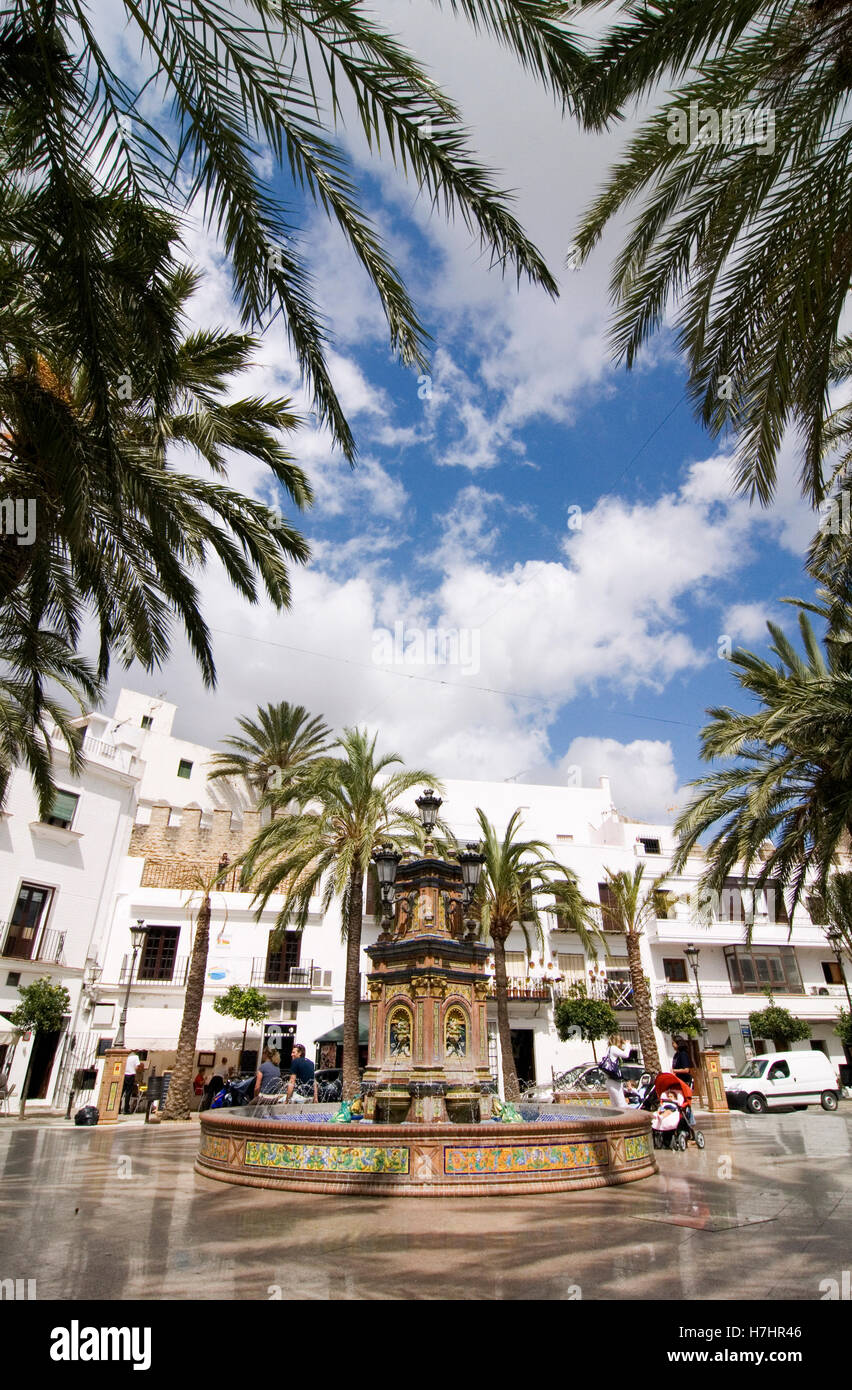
[510,1029,536,1089]
[24,1029,61,1100]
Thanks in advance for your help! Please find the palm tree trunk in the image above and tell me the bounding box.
[241,1016,249,1059]
[492,930,520,1101]
[342,862,364,1101]
[625,931,661,1073]
[163,895,211,1121]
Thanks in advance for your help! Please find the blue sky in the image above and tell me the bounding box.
[93,1,819,821]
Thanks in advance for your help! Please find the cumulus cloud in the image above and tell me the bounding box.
[558,737,682,822]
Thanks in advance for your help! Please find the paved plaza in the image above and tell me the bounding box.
[1,1108,850,1301]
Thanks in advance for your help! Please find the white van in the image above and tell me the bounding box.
[726,1051,841,1114]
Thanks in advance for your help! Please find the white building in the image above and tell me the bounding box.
[2,687,850,1109]
[0,715,144,1110]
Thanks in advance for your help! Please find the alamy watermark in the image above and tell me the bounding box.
[372,620,480,676]
[0,497,36,546]
[667,102,775,156]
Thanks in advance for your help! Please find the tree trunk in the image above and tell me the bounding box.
[625,931,661,1073]
[492,929,520,1101]
[163,895,211,1121]
[241,1016,248,1059]
[342,862,364,1101]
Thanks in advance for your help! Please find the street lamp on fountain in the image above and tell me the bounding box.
[114,920,147,1048]
[415,787,442,851]
[458,842,486,940]
[372,844,402,942]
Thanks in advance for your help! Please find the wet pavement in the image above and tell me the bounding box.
[0,1108,849,1300]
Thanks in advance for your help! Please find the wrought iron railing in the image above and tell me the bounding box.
[0,924,66,964]
[250,958,332,990]
[119,954,191,986]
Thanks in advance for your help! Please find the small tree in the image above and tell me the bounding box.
[212,986,270,1061]
[834,1010,852,1052]
[655,995,701,1040]
[9,977,71,1116]
[749,995,811,1050]
[554,986,618,1063]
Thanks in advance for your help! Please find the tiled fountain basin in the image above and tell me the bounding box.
[196,1107,657,1196]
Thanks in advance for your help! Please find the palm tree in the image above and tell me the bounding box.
[0,601,100,817]
[162,862,232,1122]
[8,1,585,461]
[822,872,852,965]
[1,252,311,689]
[598,866,662,1073]
[575,0,852,505]
[209,702,331,803]
[672,605,852,914]
[473,808,601,1100]
[240,729,437,1098]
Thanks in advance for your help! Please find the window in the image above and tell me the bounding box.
[822,960,843,985]
[137,926,180,981]
[556,953,585,984]
[46,789,79,829]
[639,837,661,855]
[556,834,573,842]
[265,931,302,983]
[598,882,618,930]
[5,972,21,987]
[177,759,193,779]
[4,883,52,959]
[505,952,526,980]
[663,958,688,983]
[768,1060,790,1081]
[724,945,803,994]
[140,715,153,730]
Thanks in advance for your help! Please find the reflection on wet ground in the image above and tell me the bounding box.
[0,1110,849,1300]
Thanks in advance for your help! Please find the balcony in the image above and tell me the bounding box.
[655,980,849,1020]
[0,925,66,965]
[119,955,190,986]
[250,959,332,992]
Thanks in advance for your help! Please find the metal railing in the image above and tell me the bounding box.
[250,958,332,990]
[0,924,66,964]
[119,954,190,986]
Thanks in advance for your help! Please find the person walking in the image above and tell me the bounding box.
[121,1051,141,1114]
[671,1037,696,1125]
[600,1034,632,1108]
[286,1044,318,1104]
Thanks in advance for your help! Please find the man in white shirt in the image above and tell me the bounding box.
[122,1051,141,1114]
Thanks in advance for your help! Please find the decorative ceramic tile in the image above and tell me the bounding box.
[624,1133,651,1162]
[443,1140,609,1176]
[201,1134,229,1162]
[244,1140,410,1174]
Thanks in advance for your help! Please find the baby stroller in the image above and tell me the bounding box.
[650,1072,705,1151]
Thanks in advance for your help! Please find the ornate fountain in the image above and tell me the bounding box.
[196,792,657,1196]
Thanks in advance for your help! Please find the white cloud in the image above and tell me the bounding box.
[722,602,774,643]
[558,737,682,822]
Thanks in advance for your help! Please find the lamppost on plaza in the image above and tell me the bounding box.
[114,920,147,1048]
[458,842,486,940]
[415,787,442,850]
[684,942,708,1045]
[825,925,852,1010]
[372,844,402,942]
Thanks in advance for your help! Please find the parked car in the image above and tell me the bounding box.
[553,1061,647,1092]
[725,1051,841,1113]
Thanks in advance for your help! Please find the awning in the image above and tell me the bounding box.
[0,1028,19,1045]
[314,1022,369,1045]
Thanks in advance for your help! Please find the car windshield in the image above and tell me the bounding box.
[736,1059,767,1080]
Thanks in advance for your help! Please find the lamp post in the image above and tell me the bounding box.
[114,920,147,1048]
[372,845,402,942]
[415,788,442,850]
[826,926,852,1010]
[458,842,485,940]
[684,943,708,1042]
